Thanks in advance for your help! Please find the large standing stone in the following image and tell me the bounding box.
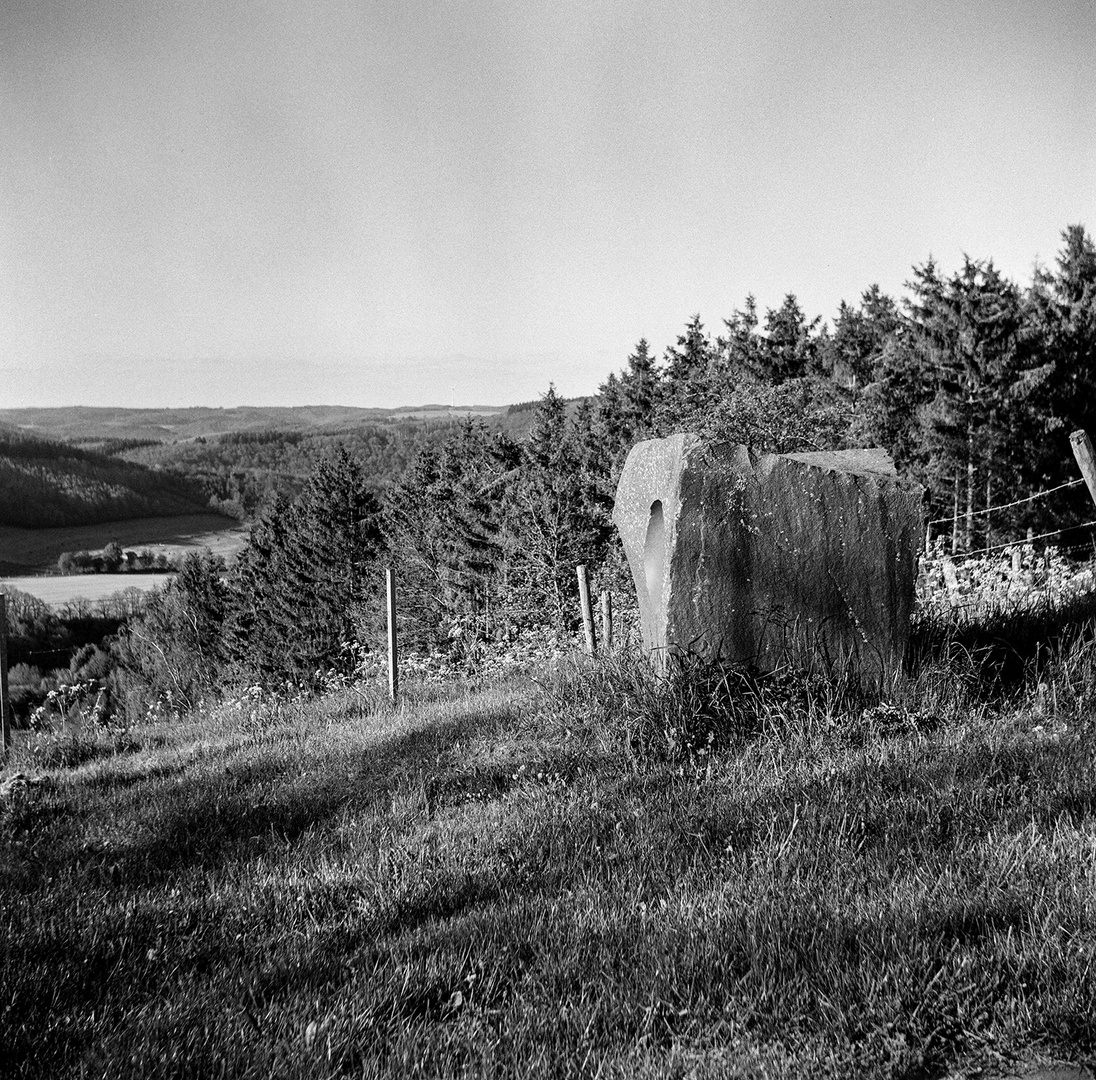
[613,434,923,688]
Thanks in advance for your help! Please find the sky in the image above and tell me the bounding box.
[2,0,1094,409]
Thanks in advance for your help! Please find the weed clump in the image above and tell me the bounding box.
[543,649,861,765]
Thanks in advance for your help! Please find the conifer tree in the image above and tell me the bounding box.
[1026,224,1096,526]
[660,315,718,418]
[225,450,382,688]
[115,550,229,715]
[595,338,661,463]
[383,420,519,646]
[761,294,822,383]
[508,387,615,626]
[867,257,1041,547]
[718,295,766,382]
[827,284,900,389]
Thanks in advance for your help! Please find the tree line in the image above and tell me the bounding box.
[42,224,1096,720]
[114,413,540,520]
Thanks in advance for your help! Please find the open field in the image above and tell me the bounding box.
[0,513,248,574]
[0,573,173,607]
[2,642,1095,1079]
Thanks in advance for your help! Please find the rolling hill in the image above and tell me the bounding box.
[0,427,213,530]
[0,404,509,444]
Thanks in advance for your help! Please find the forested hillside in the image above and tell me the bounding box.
[0,405,548,524]
[115,420,484,519]
[0,430,211,528]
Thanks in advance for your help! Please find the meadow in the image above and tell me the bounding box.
[2,600,1096,1079]
[0,513,248,575]
[0,573,172,607]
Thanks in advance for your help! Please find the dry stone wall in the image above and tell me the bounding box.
[613,434,923,689]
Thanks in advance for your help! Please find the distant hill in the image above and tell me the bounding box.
[0,428,212,529]
[0,400,587,524]
[0,404,509,444]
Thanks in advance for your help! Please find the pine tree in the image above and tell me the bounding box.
[717,295,766,382]
[870,256,1040,548]
[115,550,229,714]
[508,387,615,627]
[1025,224,1096,531]
[827,285,900,389]
[660,315,718,419]
[224,450,382,688]
[383,420,519,646]
[761,294,822,383]
[595,338,660,451]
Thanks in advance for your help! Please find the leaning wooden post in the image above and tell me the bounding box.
[576,564,596,656]
[386,568,399,705]
[1071,430,1096,509]
[1,594,11,752]
[599,590,613,653]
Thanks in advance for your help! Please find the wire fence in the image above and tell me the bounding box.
[927,477,1085,528]
[945,518,1096,563]
[926,470,1095,563]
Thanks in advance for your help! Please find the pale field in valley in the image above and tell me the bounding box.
[0,573,173,607]
[0,513,249,574]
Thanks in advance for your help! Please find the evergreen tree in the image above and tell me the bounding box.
[1026,225,1096,530]
[508,387,615,627]
[866,257,1041,548]
[660,315,718,416]
[760,294,821,382]
[383,420,520,646]
[224,492,296,685]
[276,448,383,679]
[827,284,900,389]
[717,295,766,382]
[114,550,229,715]
[595,338,660,456]
[225,450,382,688]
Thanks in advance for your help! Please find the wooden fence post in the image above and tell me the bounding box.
[599,590,613,653]
[386,568,399,705]
[940,555,961,605]
[576,564,596,656]
[1,594,11,752]
[1071,429,1096,510]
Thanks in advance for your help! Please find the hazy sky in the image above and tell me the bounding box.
[2,0,1094,409]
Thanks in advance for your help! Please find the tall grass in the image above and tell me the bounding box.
[2,622,1095,1078]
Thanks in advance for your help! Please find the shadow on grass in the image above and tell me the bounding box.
[7,679,1096,1078]
[1,700,523,897]
[120,714,513,883]
[908,591,1096,693]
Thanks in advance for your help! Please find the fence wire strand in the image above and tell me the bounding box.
[928,477,1085,528]
[945,517,1096,562]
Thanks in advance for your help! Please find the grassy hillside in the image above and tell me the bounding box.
[3,639,1095,1079]
[0,429,211,530]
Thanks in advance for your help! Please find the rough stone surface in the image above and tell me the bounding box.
[613,433,924,688]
